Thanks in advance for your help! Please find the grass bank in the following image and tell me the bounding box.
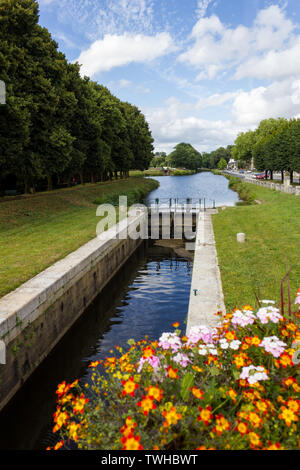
[213,179,300,310]
[130,168,195,177]
[0,177,158,298]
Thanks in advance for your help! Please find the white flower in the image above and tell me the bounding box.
[229,340,241,350]
[219,339,229,350]
[239,365,269,385]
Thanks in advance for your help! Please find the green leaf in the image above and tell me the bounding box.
[180,373,194,402]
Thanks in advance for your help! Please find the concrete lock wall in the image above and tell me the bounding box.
[0,212,147,412]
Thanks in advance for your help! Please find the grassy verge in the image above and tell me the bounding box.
[0,178,158,298]
[226,176,256,205]
[130,168,195,177]
[213,179,300,310]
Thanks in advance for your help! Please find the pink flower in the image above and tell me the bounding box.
[137,355,161,373]
[260,336,286,358]
[173,353,191,368]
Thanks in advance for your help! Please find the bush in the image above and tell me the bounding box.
[48,297,300,451]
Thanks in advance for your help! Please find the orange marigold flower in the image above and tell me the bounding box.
[120,417,137,437]
[282,376,296,388]
[212,414,230,436]
[53,441,64,451]
[248,432,262,449]
[88,360,101,368]
[68,422,81,442]
[235,421,248,436]
[122,377,139,397]
[53,409,69,433]
[172,322,180,328]
[278,406,298,427]
[287,399,300,413]
[192,365,203,373]
[72,393,89,414]
[162,408,181,427]
[166,366,178,379]
[137,395,157,416]
[146,385,163,402]
[162,407,182,427]
[248,412,262,429]
[255,400,269,415]
[191,387,204,400]
[196,445,215,450]
[265,442,282,450]
[121,434,144,450]
[142,346,155,359]
[227,388,237,403]
[233,353,250,369]
[56,381,71,398]
[225,331,236,341]
[197,406,213,426]
[279,353,294,368]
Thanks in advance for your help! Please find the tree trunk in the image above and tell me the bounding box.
[114,171,118,180]
[281,170,284,183]
[47,174,53,191]
[24,176,30,194]
[270,170,273,180]
[109,171,113,180]
[290,171,293,185]
[79,171,84,185]
[91,173,95,184]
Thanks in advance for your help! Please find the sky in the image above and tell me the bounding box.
[37,0,300,154]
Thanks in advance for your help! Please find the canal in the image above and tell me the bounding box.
[145,171,239,207]
[0,171,238,450]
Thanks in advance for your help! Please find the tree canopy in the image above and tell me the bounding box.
[0,0,154,193]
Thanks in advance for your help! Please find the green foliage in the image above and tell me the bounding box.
[217,158,227,170]
[202,146,233,169]
[0,0,154,193]
[168,142,202,170]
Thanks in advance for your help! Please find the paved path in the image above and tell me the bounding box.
[186,211,226,334]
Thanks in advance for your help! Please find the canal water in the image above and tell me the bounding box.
[145,171,239,207]
[0,171,238,450]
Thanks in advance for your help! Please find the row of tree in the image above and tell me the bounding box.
[232,118,300,182]
[150,143,233,171]
[0,0,154,193]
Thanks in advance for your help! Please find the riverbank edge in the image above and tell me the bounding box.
[0,212,147,412]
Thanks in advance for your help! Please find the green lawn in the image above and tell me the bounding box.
[213,181,300,311]
[0,178,158,298]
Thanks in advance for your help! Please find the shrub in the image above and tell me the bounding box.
[48,297,300,451]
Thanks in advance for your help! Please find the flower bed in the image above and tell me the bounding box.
[48,297,300,451]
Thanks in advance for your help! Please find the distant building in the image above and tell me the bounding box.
[227,159,238,170]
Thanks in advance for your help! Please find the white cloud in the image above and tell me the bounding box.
[235,38,300,80]
[178,5,295,80]
[144,97,241,153]
[76,32,175,77]
[232,79,300,125]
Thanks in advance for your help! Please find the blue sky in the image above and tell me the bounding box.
[37,0,300,153]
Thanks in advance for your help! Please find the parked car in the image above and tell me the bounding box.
[255,173,266,179]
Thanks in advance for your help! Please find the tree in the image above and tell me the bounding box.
[217,158,227,170]
[168,143,202,170]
